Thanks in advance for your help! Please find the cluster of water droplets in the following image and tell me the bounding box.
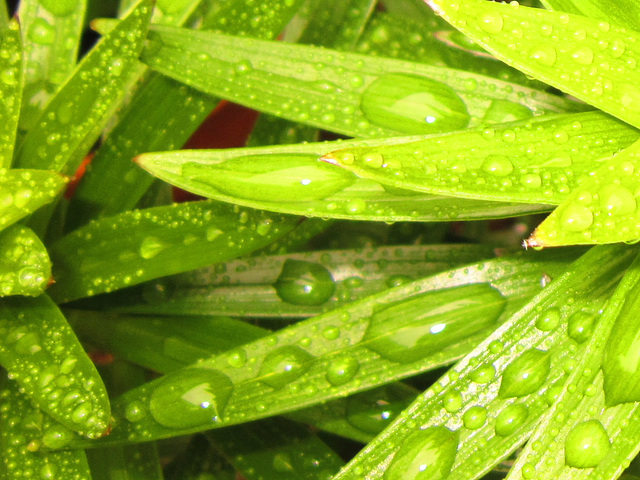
[0,225,49,296]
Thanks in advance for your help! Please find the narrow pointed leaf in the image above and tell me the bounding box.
[321,111,640,204]
[332,245,633,480]
[47,200,300,303]
[426,0,640,130]
[58,248,578,448]
[141,26,585,138]
[527,139,640,246]
[18,0,87,132]
[0,374,92,480]
[540,0,640,31]
[0,294,110,438]
[16,0,153,174]
[137,141,552,222]
[0,169,67,231]
[0,225,50,296]
[0,19,22,168]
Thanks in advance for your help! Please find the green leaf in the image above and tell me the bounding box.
[0,224,50,296]
[60,248,577,447]
[0,373,92,480]
[16,0,153,175]
[105,244,496,318]
[0,20,21,168]
[321,111,640,205]
[0,168,67,231]
[426,0,640,130]
[0,294,110,438]
[332,244,633,480]
[47,200,300,303]
[540,0,640,31]
[136,139,553,222]
[17,0,87,132]
[140,27,584,138]
[527,138,640,246]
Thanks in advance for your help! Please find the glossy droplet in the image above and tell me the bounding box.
[40,0,78,16]
[360,73,469,134]
[125,401,146,422]
[560,205,594,232]
[520,173,542,189]
[565,420,611,468]
[346,387,405,434]
[469,363,496,384]
[364,284,505,363]
[28,18,55,45]
[478,11,504,33]
[482,155,513,177]
[384,426,459,480]
[274,259,335,306]
[536,307,561,331]
[599,185,636,216]
[42,425,73,449]
[567,311,596,344]
[499,348,551,398]
[442,389,463,413]
[139,236,167,259]
[571,47,594,65]
[463,406,487,430]
[494,403,529,436]
[149,368,234,428]
[258,346,314,389]
[326,356,359,386]
[483,99,533,123]
[530,46,557,66]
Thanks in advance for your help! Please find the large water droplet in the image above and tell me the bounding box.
[570,47,594,65]
[384,426,459,480]
[442,389,463,413]
[535,307,560,331]
[559,205,594,232]
[599,185,636,216]
[40,0,78,16]
[28,18,55,45]
[482,155,513,177]
[326,356,359,386]
[149,368,234,428]
[564,420,611,468]
[530,46,557,66]
[494,403,529,436]
[139,236,168,259]
[360,73,470,134]
[274,259,335,306]
[483,99,533,123]
[462,406,487,430]
[364,284,505,363]
[499,348,551,398]
[346,387,407,434]
[567,311,596,344]
[258,346,314,389]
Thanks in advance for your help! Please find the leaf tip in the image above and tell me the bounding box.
[319,152,340,166]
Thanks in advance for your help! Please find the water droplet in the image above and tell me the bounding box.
[462,406,487,430]
[42,426,73,449]
[564,420,610,468]
[560,205,594,232]
[40,0,78,16]
[530,45,557,66]
[227,349,247,368]
[274,259,335,306]
[125,401,146,422]
[139,236,167,259]
[360,73,469,134]
[567,311,596,344]
[326,356,359,386]
[384,426,459,480]
[599,185,636,216]
[272,452,295,473]
[346,387,405,434]
[363,153,384,168]
[483,99,533,123]
[553,129,570,144]
[520,173,542,188]
[499,348,551,398]
[206,228,223,241]
[469,363,496,383]
[442,389,463,413]
[494,403,529,436]
[364,284,505,363]
[570,47,594,65]
[28,18,55,45]
[482,155,513,177]
[149,368,234,428]
[536,307,560,331]
[478,11,504,33]
[258,346,314,389]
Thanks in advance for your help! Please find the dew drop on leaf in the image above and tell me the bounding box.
[462,405,487,430]
[258,346,314,389]
[345,388,405,434]
[384,426,459,480]
[499,348,551,398]
[442,389,463,413]
[494,403,529,436]
[559,204,594,232]
[326,355,359,386]
[481,155,514,177]
[567,311,596,344]
[564,420,611,468]
[535,307,560,331]
[478,11,504,34]
[149,368,234,428]
[39,0,78,16]
[139,236,168,259]
[274,259,335,306]
[599,185,636,216]
[469,363,496,384]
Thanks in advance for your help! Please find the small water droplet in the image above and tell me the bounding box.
[599,185,636,216]
[274,259,335,306]
[326,356,359,386]
[494,403,529,436]
[346,387,404,434]
[442,389,463,413]
[564,420,610,468]
[499,348,551,398]
[536,307,560,331]
[469,363,496,384]
[529,45,557,66]
[478,11,504,33]
[520,173,542,189]
[560,205,594,232]
[258,346,314,389]
[27,18,55,45]
[125,401,146,422]
[570,47,594,65]
[139,236,167,259]
[567,311,596,344]
[483,99,532,124]
[482,155,513,177]
[462,406,487,430]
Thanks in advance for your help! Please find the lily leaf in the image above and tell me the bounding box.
[0,225,50,297]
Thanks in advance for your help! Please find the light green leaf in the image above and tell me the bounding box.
[0,225,50,296]
[47,200,300,303]
[140,26,584,138]
[58,248,577,448]
[136,139,552,222]
[17,0,87,132]
[16,0,153,175]
[0,20,22,168]
[332,244,633,480]
[426,0,640,130]
[0,294,110,438]
[0,168,67,231]
[0,373,92,480]
[540,0,640,31]
[322,111,639,205]
[527,138,640,246]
